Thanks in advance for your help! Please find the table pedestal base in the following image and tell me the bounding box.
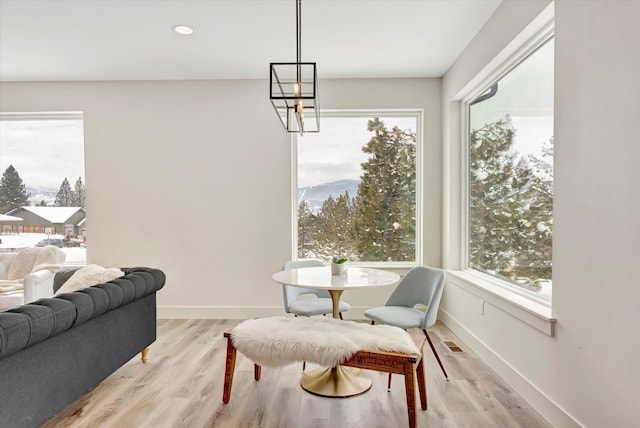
[301,366,372,398]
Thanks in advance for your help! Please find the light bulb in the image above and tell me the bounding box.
[172,25,194,35]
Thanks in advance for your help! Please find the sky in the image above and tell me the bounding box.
[297,115,417,188]
[0,119,85,189]
[469,38,554,159]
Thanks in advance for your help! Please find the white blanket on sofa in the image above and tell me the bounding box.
[55,264,124,295]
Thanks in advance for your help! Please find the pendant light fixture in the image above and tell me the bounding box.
[270,0,319,135]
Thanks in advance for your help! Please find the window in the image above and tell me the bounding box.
[466,38,553,296]
[0,113,86,266]
[295,111,421,264]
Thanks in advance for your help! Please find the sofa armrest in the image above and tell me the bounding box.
[23,270,55,303]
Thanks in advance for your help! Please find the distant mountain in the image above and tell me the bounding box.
[27,186,57,206]
[298,179,359,213]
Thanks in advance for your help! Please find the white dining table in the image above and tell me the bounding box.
[271,266,401,397]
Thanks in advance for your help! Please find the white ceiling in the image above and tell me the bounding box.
[0,0,502,82]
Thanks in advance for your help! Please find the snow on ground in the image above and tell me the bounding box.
[0,233,86,265]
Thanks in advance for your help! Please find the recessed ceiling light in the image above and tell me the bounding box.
[172,25,194,36]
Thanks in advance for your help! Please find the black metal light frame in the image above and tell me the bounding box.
[270,0,319,135]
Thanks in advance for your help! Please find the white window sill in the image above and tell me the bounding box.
[446,270,556,336]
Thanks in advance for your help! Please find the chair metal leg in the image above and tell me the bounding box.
[423,329,448,380]
[369,321,448,386]
[294,315,307,371]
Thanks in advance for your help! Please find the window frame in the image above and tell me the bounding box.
[461,34,554,308]
[448,11,555,333]
[292,109,424,268]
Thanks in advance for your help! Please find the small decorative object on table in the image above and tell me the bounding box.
[331,257,348,276]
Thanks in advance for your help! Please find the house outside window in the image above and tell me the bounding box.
[466,38,554,296]
[295,111,421,265]
[0,113,86,266]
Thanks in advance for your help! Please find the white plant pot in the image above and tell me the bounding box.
[331,263,347,276]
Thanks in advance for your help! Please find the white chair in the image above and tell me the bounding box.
[282,259,351,319]
[364,265,448,384]
[0,247,66,311]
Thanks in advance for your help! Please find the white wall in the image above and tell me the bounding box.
[0,78,441,318]
[441,1,640,427]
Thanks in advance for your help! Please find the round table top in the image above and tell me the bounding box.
[272,266,400,291]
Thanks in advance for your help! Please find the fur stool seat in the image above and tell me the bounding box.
[222,316,428,428]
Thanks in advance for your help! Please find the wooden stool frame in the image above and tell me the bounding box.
[222,332,428,428]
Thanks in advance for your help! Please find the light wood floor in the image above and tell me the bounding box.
[43,319,551,428]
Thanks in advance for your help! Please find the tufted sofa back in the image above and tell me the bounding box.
[0,267,165,360]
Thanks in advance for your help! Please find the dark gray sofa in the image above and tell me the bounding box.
[0,267,166,428]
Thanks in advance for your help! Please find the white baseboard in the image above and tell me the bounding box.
[438,308,582,428]
[157,306,371,320]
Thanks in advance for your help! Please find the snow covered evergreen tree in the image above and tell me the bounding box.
[54,177,74,207]
[0,165,30,213]
[72,176,86,208]
[351,118,416,261]
[297,200,318,258]
[315,192,356,260]
[517,139,553,281]
[469,117,552,287]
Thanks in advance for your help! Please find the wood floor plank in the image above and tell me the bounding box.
[42,319,552,428]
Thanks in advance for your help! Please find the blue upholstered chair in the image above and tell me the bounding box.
[364,265,448,382]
